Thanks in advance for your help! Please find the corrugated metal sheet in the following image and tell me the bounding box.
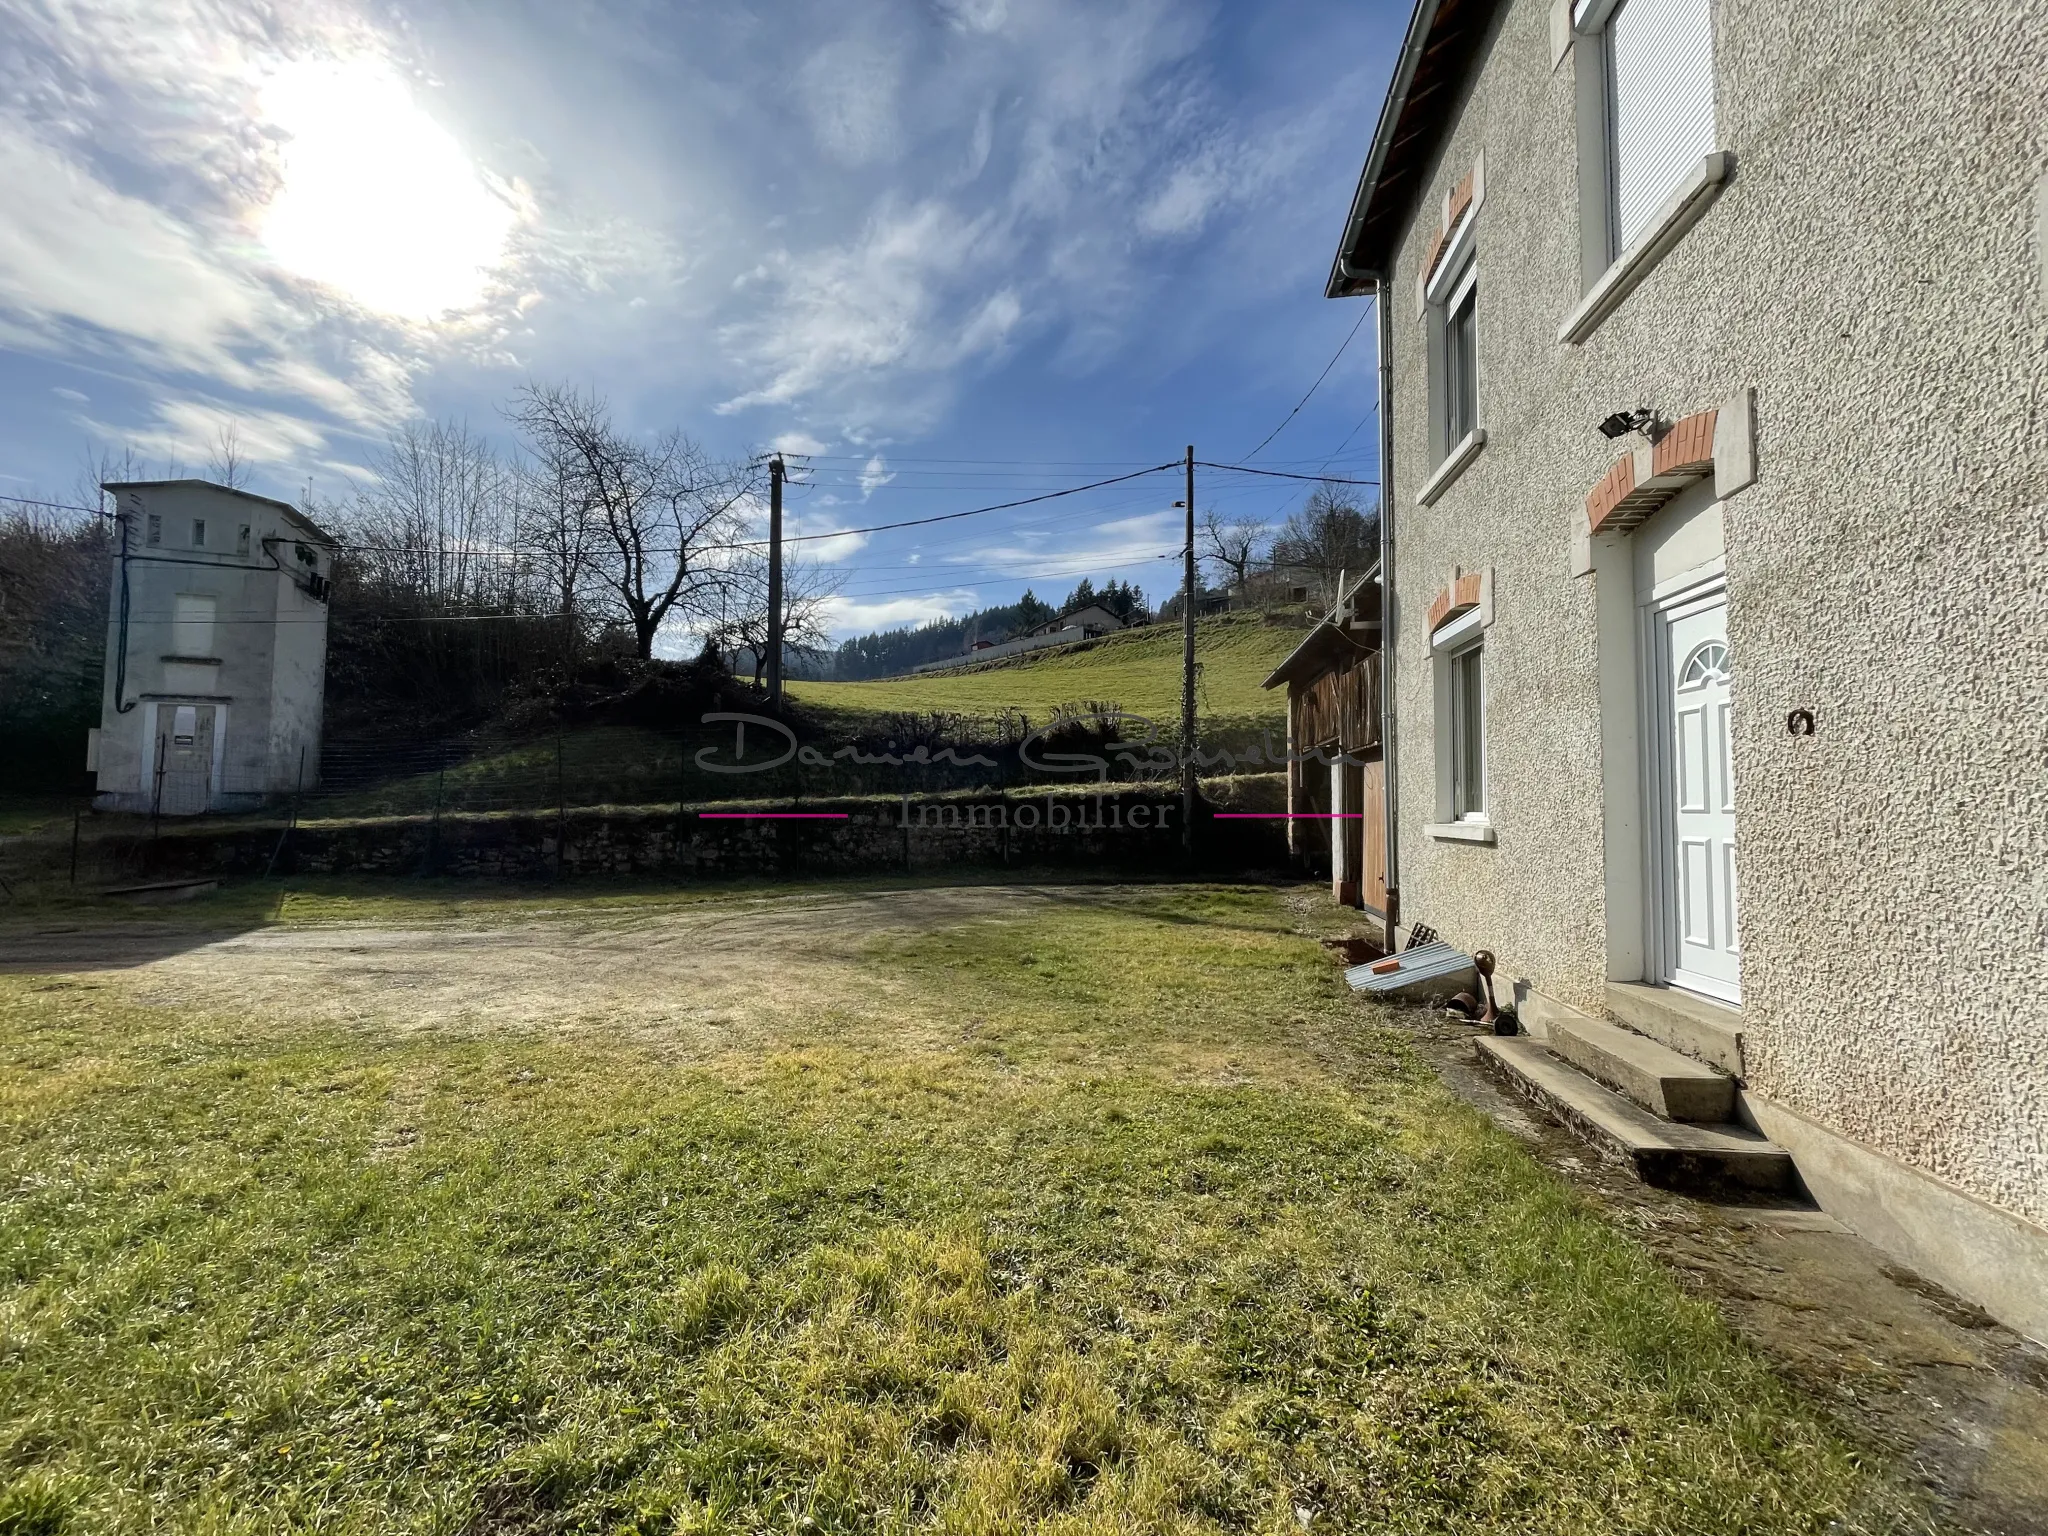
[1346,940,1476,997]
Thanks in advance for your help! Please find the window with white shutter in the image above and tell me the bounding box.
[172,594,217,658]
[1606,0,1717,251]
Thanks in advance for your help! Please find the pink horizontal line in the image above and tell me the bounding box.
[1213,812,1366,819]
[699,812,850,820]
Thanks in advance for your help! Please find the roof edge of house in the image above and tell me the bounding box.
[101,479,341,546]
[1326,0,1501,298]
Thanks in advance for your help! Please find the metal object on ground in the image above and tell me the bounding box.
[1346,939,1476,1002]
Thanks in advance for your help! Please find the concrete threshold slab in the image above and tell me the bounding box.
[1476,1037,1793,1194]
[1548,1012,1734,1122]
[1605,981,1745,1077]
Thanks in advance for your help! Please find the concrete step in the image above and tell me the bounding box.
[1605,982,1746,1078]
[1476,1037,1794,1193]
[1547,1013,1734,1123]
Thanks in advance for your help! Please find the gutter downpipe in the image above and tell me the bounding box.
[1339,264,1399,940]
[1323,0,1435,938]
[1373,274,1398,938]
[112,510,136,715]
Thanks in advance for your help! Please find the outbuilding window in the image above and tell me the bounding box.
[191,518,207,548]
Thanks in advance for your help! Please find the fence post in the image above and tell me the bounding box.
[69,808,80,885]
[684,733,700,876]
[427,764,444,877]
[555,729,566,881]
[150,733,166,844]
[264,745,306,879]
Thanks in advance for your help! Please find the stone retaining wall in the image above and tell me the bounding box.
[121,791,1288,882]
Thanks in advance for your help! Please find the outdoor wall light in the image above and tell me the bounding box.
[1597,408,1656,439]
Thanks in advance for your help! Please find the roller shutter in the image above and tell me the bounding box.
[1609,0,1717,249]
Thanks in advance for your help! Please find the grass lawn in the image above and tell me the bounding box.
[0,880,1915,1533]
[790,613,1300,741]
[0,797,83,840]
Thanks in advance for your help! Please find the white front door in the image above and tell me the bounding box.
[1662,597,1739,1001]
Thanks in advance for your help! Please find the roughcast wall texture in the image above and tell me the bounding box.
[1377,0,2047,1226]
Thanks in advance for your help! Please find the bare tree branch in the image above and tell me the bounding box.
[1270,481,1379,609]
[507,384,756,659]
[206,421,249,490]
[1200,508,1266,594]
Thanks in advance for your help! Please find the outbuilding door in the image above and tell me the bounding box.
[1653,591,1739,1002]
[154,704,217,815]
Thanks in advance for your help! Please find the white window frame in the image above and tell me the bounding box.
[1422,247,1486,498]
[1442,260,1480,449]
[1426,605,1496,843]
[1449,639,1486,821]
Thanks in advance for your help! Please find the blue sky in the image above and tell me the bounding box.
[0,0,1397,642]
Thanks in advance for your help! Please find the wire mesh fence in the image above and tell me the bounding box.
[0,703,1289,896]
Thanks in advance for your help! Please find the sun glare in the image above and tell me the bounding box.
[258,58,520,320]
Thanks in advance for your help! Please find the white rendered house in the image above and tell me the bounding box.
[88,480,338,815]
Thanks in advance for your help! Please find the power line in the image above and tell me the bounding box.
[1194,461,1377,486]
[774,463,1175,546]
[242,462,1179,562]
[1313,404,1379,476]
[0,490,102,515]
[1240,312,1368,462]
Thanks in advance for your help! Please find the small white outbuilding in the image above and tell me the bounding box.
[88,480,338,815]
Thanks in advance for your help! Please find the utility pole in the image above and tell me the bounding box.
[1181,445,1196,856]
[766,454,785,706]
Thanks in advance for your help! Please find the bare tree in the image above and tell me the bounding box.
[1270,481,1379,608]
[508,384,754,660]
[512,440,595,646]
[206,421,249,490]
[709,544,845,685]
[75,444,147,513]
[341,420,514,612]
[1200,508,1267,594]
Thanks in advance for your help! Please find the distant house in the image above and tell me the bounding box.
[1028,602,1125,640]
[968,638,997,652]
[88,480,337,814]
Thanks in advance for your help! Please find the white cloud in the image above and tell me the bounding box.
[120,397,333,466]
[805,530,871,564]
[716,200,1016,421]
[52,386,88,402]
[0,121,272,381]
[858,454,895,498]
[1138,157,1233,237]
[959,508,1182,574]
[0,0,1381,508]
[797,38,903,168]
[937,0,1009,34]
[824,589,980,635]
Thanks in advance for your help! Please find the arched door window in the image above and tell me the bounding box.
[1678,638,1729,689]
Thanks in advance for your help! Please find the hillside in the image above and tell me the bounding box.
[789,611,1304,740]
